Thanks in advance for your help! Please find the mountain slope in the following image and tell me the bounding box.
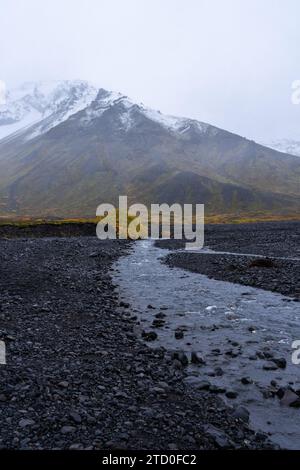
[264,139,300,158]
[0,80,97,142]
[0,84,299,218]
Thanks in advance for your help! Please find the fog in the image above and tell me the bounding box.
[1,0,299,141]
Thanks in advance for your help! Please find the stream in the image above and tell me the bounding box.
[114,239,300,449]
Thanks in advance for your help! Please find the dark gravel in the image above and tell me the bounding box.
[156,221,300,299]
[0,237,274,450]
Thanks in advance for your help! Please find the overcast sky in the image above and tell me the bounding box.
[1,0,299,142]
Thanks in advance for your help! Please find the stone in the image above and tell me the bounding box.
[191,352,206,365]
[263,361,278,371]
[184,376,210,390]
[204,425,232,449]
[58,381,69,388]
[241,377,253,385]
[155,312,166,319]
[272,358,287,369]
[142,331,157,341]
[232,406,250,423]
[174,330,184,339]
[19,418,35,428]
[280,390,300,407]
[226,391,238,399]
[196,381,211,391]
[69,412,82,424]
[209,385,226,394]
[172,351,188,366]
[61,426,76,434]
[214,367,224,376]
[69,443,83,450]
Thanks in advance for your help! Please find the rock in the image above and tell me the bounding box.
[155,312,166,319]
[19,418,35,428]
[58,381,69,388]
[184,377,210,390]
[226,391,238,399]
[232,406,250,423]
[214,367,224,376]
[248,355,257,361]
[276,387,286,399]
[172,351,189,366]
[255,432,268,442]
[174,330,184,339]
[172,359,183,369]
[150,386,166,395]
[142,331,157,341]
[69,443,83,450]
[280,390,300,407]
[262,388,275,399]
[241,377,253,385]
[69,412,82,424]
[191,351,206,365]
[61,426,76,434]
[168,443,178,450]
[263,361,278,371]
[203,425,232,449]
[290,399,300,408]
[209,385,226,394]
[196,381,211,391]
[152,319,165,328]
[272,358,287,369]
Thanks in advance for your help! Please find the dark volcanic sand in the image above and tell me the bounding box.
[0,237,273,450]
[155,221,300,299]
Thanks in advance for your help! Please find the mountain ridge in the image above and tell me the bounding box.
[0,81,299,218]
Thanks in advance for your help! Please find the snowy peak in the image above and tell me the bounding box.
[0,80,98,141]
[80,87,211,135]
[0,81,215,142]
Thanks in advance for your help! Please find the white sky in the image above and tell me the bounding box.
[1,0,299,142]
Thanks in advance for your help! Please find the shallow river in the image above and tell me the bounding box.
[114,240,300,449]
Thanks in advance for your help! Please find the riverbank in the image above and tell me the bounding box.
[155,221,300,299]
[115,238,300,449]
[0,237,273,450]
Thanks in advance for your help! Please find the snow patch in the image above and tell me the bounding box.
[262,139,300,157]
[0,80,98,142]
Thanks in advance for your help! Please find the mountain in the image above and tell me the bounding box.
[0,82,299,218]
[0,80,97,141]
[264,139,300,158]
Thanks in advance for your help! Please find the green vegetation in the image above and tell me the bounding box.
[1,212,299,228]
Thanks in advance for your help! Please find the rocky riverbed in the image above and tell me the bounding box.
[155,221,300,298]
[0,237,273,450]
[115,222,300,449]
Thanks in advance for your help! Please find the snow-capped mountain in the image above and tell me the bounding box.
[0,80,98,141]
[0,81,299,218]
[263,139,300,157]
[79,88,211,135]
[0,81,214,144]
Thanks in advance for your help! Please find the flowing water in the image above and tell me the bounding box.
[114,240,300,449]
